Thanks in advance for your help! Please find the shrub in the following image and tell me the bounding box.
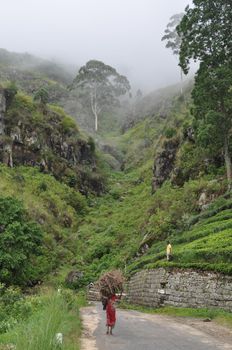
[63,190,87,214]
[0,197,43,286]
[0,284,34,333]
[164,127,177,139]
[60,116,77,133]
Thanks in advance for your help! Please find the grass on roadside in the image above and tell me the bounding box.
[0,289,83,350]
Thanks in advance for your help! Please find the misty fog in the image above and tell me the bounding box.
[0,0,192,92]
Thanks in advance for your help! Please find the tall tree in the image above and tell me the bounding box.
[177,0,232,74]
[162,13,184,94]
[70,60,131,132]
[177,0,232,187]
[192,64,232,182]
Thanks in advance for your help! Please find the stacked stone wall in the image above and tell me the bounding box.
[127,268,232,312]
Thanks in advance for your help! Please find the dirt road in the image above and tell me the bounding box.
[80,303,232,350]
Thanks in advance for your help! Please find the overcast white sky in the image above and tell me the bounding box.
[0,0,192,92]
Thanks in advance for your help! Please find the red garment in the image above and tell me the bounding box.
[106,295,117,327]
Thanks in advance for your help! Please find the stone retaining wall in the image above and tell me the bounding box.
[127,268,232,312]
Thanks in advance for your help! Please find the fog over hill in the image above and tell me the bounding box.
[0,0,192,92]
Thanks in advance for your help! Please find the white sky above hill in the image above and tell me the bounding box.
[0,0,192,92]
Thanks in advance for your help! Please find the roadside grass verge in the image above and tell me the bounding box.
[119,302,232,328]
[0,289,83,350]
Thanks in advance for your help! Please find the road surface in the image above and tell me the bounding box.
[80,303,232,350]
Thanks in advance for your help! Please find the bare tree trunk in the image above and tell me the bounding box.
[94,110,98,132]
[90,86,99,132]
[224,135,232,190]
[180,68,183,95]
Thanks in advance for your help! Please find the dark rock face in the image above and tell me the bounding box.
[0,88,6,135]
[0,89,104,194]
[184,127,195,142]
[152,138,179,192]
[65,270,83,285]
[0,90,5,135]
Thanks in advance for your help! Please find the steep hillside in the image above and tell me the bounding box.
[71,84,231,286]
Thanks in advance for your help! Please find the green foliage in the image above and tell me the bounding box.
[162,13,183,56]
[6,92,36,124]
[87,136,95,153]
[0,284,39,334]
[63,190,87,214]
[178,0,232,74]
[0,197,43,286]
[192,65,232,150]
[60,116,77,134]
[33,87,49,106]
[164,127,177,139]
[174,142,206,184]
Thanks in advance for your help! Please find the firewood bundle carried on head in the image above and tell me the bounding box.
[97,270,125,310]
[96,269,124,301]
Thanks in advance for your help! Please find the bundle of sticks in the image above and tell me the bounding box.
[96,270,124,298]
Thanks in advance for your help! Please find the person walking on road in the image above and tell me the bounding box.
[106,295,117,335]
[166,240,172,261]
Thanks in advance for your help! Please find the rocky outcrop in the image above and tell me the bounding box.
[0,89,105,194]
[183,126,195,142]
[65,270,83,285]
[127,268,232,312]
[0,88,6,135]
[0,89,13,167]
[152,138,179,192]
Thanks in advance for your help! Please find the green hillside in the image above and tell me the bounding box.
[72,86,231,286]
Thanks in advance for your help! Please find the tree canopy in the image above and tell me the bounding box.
[178,0,232,186]
[161,13,184,56]
[177,0,232,74]
[70,60,131,132]
[162,13,184,94]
